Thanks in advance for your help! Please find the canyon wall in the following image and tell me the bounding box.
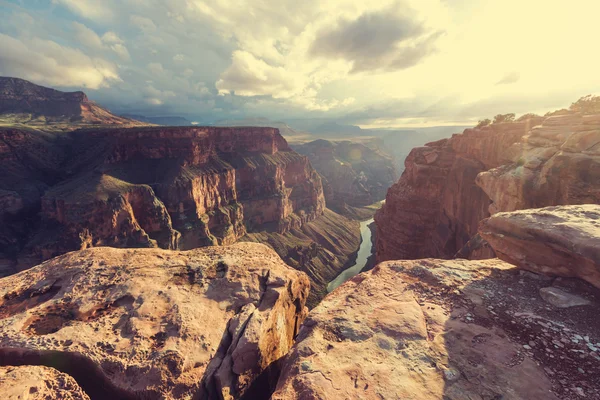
[0,126,326,267]
[375,113,600,262]
[294,139,397,216]
[0,77,144,126]
[274,205,600,400]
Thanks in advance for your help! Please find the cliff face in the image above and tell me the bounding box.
[0,126,326,271]
[0,77,144,126]
[294,139,397,215]
[0,243,310,400]
[375,113,599,262]
[274,206,600,400]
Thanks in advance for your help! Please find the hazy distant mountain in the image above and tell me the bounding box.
[0,77,145,127]
[121,114,193,126]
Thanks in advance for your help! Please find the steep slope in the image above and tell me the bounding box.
[0,243,309,400]
[294,139,397,216]
[375,110,599,262]
[0,125,359,305]
[0,77,145,128]
[274,206,600,400]
[0,126,325,264]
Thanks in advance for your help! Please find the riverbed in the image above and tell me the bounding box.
[327,218,374,292]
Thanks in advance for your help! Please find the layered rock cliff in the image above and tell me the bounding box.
[0,126,326,264]
[0,243,309,400]
[274,206,600,400]
[294,139,397,217]
[375,111,599,262]
[0,77,145,127]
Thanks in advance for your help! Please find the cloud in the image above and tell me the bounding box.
[216,51,302,98]
[101,31,124,44]
[147,62,164,75]
[309,4,444,73]
[0,33,120,89]
[111,43,131,62]
[130,15,157,33]
[496,71,520,85]
[52,0,113,21]
[72,22,103,49]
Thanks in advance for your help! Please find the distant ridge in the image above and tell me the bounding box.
[0,77,147,128]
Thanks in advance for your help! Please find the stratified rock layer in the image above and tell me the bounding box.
[273,258,600,400]
[0,126,326,271]
[376,113,600,262]
[0,243,309,400]
[479,205,600,288]
[294,139,397,214]
[0,366,90,400]
[0,77,144,126]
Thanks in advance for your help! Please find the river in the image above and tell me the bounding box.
[327,218,374,292]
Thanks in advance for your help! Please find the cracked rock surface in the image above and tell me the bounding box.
[0,242,309,399]
[273,258,600,400]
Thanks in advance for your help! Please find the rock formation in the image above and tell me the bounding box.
[0,77,145,127]
[375,111,600,262]
[294,139,397,216]
[0,366,90,400]
[0,126,325,264]
[0,243,309,399]
[274,214,600,399]
[243,209,360,308]
[479,204,600,288]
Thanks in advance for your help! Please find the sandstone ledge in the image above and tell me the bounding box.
[0,243,309,399]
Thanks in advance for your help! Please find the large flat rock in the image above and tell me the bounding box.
[480,205,600,288]
[273,258,600,400]
[0,242,309,399]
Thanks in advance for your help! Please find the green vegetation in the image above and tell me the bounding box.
[493,113,516,124]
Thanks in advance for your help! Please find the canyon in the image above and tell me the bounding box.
[1,78,599,400]
[294,140,397,218]
[0,124,359,306]
[375,112,600,262]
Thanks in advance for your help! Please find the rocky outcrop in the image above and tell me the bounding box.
[273,256,600,400]
[0,366,90,400]
[243,208,360,308]
[479,205,600,288]
[0,243,309,399]
[477,114,600,213]
[0,77,144,126]
[375,111,599,262]
[0,126,326,271]
[294,140,397,215]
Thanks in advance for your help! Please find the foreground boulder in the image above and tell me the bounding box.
[0,242,309,399]
[273,258,600,399]
[479,204,600,288]
[0,365,90,400]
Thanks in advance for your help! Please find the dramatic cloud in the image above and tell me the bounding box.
[310,6,444,72]
[0,33,120,89]
[216,51,302,98]
[1,0,599,125]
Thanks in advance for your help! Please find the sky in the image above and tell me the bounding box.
[1,0,599,127]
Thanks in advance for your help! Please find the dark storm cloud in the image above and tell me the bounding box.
[309,5,444,73]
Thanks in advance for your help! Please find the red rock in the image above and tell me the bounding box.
[0,243,309,399]
[376,113,600,262]
[0,77,145,126]
[274,256,600,399]
[479,205,600,288]
[294,139,397,215]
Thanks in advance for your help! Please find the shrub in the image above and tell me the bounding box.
[493,113,516,124]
